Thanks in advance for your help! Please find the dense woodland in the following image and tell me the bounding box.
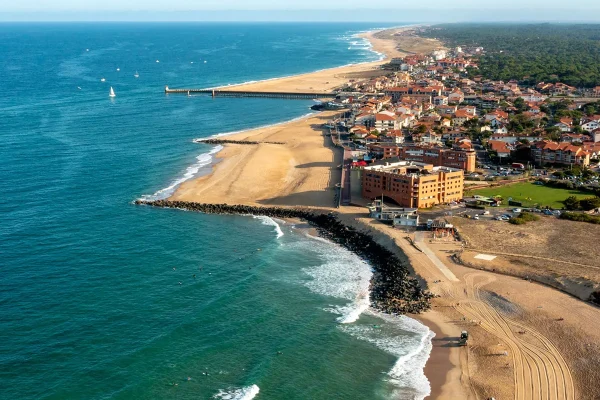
[421,24,600,88]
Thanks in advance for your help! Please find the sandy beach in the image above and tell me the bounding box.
[172,26,443,209]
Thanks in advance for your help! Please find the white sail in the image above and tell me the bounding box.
[134,71,139,78]
[109,87,116,97]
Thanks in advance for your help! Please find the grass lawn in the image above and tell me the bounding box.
[467,182,592,209]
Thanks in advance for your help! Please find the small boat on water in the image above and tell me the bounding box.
[100,78,106,82]
[109,87,116,98]
[187,91,191,97]
[116,68,120,72]
[134,71,139,78]
[156,60,160,63]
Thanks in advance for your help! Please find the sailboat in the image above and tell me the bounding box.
[134,71,139,78]
[109,87,116,98]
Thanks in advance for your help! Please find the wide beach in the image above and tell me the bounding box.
[172,26,442,207]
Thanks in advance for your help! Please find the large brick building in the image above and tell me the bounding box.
[367,144,476,172]
[361,161,464,208]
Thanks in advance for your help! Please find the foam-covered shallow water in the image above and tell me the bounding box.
[0,22,432,400]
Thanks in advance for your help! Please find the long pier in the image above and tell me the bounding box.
[164,86,336,99]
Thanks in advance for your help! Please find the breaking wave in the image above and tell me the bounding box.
[140,145,222,201]
[213,384,260,400]
[253,215,284,238]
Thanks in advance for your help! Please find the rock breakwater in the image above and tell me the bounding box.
[134,200,432,314]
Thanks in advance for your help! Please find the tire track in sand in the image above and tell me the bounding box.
[456,273,575,400]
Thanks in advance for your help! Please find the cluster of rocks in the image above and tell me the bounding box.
[134,199,433,314]
[196,139,285,145]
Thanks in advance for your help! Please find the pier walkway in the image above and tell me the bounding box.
[165,86,336,99]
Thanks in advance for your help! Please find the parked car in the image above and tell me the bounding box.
[512,208,522,213]
[473,215,480,220]
[482,211,490,215]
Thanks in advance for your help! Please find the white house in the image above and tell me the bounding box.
[374,112,399,131]
[582,118,600,133]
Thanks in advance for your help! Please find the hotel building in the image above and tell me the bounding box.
[361,161,464,208]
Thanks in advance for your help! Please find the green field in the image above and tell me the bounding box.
[467,182,591,209]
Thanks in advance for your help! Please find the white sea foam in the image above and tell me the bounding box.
[253,215,284,238]
[140,145,223,201]
[293,230,433,399]
[292,235,373,324]
[340,312,434,400]
[213,384,259,400]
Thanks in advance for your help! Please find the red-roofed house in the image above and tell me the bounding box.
[374,112,399,131]
[531,141,590,166]
[488,140,512,159]
[452,110,475,126]
[555,118,573,132]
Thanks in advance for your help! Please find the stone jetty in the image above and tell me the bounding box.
[135,200,432,314]
[195,139,286,145]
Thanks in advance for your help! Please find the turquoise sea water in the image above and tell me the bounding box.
[0,23,433,399]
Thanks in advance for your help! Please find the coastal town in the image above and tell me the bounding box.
[144,26,600,400]
[321,42,600,211]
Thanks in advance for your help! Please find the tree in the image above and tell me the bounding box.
[584,105,597,116]
[563,196,581,210]
[580,197,600,211]
[463,118,480,129]
[414,125,427,134]
[513,97,527,112]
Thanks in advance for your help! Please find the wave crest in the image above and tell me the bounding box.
[140,145,222,201]
[213,384,259,400]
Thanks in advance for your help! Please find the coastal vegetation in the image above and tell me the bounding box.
[560,212,600,224]
[422,24,600,87]
[468,182,590,209]
[508,212,539,225]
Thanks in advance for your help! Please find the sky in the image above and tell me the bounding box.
[1,0,600,22]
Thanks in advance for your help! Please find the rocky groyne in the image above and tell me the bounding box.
[135,199,432,314]
[195,139,286,145]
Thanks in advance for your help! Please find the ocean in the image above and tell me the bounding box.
[0,22,433,399]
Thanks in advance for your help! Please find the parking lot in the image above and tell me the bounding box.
[426,200,561,223]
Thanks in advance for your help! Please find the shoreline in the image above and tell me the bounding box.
[156,25,457,398]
